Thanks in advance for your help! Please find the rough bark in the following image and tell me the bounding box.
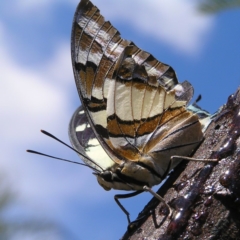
[122,87,240,240]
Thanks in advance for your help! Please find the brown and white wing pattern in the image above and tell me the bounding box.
[106,46,203,178]
[71,0,194,161]
[70,0,204,189]
[69,105,115,172]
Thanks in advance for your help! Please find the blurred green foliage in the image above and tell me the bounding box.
[199,0,240,13]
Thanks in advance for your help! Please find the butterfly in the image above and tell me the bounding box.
[69,0,211,223]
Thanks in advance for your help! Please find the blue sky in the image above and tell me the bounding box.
[1,0,239,239]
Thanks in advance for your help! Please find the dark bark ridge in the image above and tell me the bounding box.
[122,87,240,240]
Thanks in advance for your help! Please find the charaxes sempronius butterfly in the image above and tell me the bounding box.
[28,0,214,224]
[68,0,213,223]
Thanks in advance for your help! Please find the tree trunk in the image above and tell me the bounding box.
[122,87,240,240]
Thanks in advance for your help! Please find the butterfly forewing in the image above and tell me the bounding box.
[71,0,195,167]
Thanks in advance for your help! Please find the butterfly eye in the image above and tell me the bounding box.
[100,171,113,182]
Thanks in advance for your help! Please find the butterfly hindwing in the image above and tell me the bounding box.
[69,105,115,171]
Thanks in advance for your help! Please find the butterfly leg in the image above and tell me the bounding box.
[143,186,172,217]
[171,155,218,162]
[114,190,144,224]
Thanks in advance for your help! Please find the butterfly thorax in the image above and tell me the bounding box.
[96,159,163,191]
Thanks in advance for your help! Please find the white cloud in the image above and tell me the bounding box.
[6,0,214,55]
[0,20,79,209]
[14,0,56,13]
[1,44,70,144]
[7,0,74,25]
[92,0,215,55]
[11,0,76,15]
[0,19,110,217]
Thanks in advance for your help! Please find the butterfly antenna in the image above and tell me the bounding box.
[27,149,96,169]
[27,130,104,172]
